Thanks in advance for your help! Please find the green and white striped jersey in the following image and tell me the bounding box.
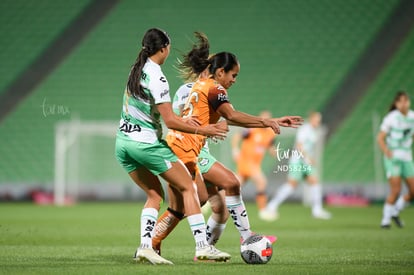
[172,82,193,115]
[117,58,171,144]
[291,123,317,163]
[380,109,414,161]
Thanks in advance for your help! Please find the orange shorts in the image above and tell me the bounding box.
[237,160,261,179]
[169,144,199,178]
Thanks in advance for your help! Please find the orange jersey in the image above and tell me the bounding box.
[238,128,276,164]
[166,78,230,165]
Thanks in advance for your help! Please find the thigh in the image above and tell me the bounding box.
[250,170,267,189]
[203,161,240,191]
[288,161,306,182]
[402,161,414,179]
[160,160,194,193]
[403,173,414,196]
[384,157,402,179]
[388,176,402,192]
[128,166,165,204]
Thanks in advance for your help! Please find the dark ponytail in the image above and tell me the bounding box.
[179,32,211,81]
[180,32,239,81]
[389,90,409,112]
[127,28,170,100]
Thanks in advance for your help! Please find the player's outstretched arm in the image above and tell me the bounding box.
[217,103,280,133]
[276,116,303,128]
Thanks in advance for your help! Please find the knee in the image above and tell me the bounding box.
[199,194,208,207]
[224,176,241,191]
[145,190,164,209]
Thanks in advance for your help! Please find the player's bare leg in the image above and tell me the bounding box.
[381,176,402,228]
[307,175,331,220]
[262,179,297,221]
[160,161,231,261]
[250,170,269,218]
[391,177,414,227]
[128,168,173,265]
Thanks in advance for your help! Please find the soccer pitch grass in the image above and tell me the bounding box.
[1,202,413,274]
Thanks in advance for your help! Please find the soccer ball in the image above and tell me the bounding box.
[240,234,273,264]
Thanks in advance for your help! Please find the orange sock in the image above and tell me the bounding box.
[256,192,267,210]
[152,209,182,255]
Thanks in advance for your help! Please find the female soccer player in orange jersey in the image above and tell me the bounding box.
[232,110,277,218]
[152,32,302,257]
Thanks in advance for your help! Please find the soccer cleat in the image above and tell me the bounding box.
[259,209,279,222]
[153,243,161,256]
[312,209,332,220]
[133,247,173,265]
[195,245,231,262]
[381,224,391,229]
[265,235,278,244]
[391,216,404,228]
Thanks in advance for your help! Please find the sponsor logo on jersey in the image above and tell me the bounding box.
[159,76,167,83]
[217,93,228,102]
[181,94,189,101]
[160,89,169,98]
[119,120,141,133]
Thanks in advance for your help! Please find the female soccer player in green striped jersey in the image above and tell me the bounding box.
[378,91,414,228]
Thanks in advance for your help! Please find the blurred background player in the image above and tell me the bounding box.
[261,111,332,221]
[232,110,277,219]
[377,91,414,229]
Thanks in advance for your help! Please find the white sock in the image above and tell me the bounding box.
[187,213,209,248]
[393,196,409,216]
[140,208,158,249]
[226,195,252,241]
[310,184,323,214]
[267,183,294,212]
[206,215,226,245]
[381,203,394,226]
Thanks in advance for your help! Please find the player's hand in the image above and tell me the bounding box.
[198,123,228,139]
[211,120,229,141]
[183,116,201,127]
[277,116,303,128]
[263,119,280,134]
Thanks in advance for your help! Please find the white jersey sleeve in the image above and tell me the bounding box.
[295,125,308,144]
[148,72,170,104]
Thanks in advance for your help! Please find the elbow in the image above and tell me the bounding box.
[163,117,176,129]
